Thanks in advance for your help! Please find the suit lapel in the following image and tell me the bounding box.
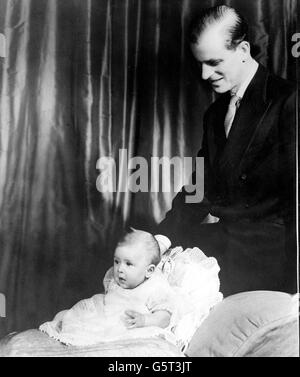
[206,93,230,166]
[217,65,272,175]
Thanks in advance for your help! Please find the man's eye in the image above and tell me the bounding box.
[203,60,222,67]
[209,61,220,67]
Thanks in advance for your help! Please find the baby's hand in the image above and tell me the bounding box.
[124,310,145,328]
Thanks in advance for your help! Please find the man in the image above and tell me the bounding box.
[158,5,297,297]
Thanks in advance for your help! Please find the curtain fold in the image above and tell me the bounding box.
[0,0,297,336]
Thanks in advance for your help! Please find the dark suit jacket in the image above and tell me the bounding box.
[158,65,297,296]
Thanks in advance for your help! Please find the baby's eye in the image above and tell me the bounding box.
[114,259,119,265]
[126,262,133,267]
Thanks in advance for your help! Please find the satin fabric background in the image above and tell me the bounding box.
[0,0,298,337]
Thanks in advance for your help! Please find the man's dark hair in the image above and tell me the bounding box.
[189,5,249,50]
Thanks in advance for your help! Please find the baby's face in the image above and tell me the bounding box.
[113,243,152,289]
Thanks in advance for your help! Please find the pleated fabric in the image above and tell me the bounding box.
[0,0,297,336]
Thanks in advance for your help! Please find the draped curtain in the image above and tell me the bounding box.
[0,0,298,336]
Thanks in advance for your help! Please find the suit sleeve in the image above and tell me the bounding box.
[156,113,212,244]
[278,88,297,222]
[278,86,297,291]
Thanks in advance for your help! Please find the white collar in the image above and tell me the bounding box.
[231,60,259,99]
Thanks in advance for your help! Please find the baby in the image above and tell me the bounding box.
[39,229,174,346]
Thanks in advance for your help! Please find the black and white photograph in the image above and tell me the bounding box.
[0,0,299,359]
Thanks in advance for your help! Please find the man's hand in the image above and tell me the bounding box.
[124,310,146,328]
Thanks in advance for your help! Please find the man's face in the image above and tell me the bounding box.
[191,27,246,93]
[113,243,151,289]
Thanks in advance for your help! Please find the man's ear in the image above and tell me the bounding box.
[239,40,251,57]
[145,264,156,278]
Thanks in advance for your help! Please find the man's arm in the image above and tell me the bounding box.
[156,114,212,245]
[278,88,297,222]
[278,87,297,292]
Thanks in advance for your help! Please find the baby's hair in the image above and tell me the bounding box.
[118,228,161,266]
